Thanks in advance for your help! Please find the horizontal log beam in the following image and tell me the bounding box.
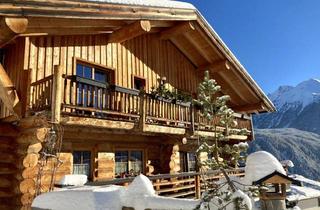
[108,20,152,43]
[0,17,28,47]
[160,21,195,40]
[197,60,231,73]
[233,102,264,113]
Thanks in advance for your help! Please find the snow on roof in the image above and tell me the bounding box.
[280,160,294,168]
[287,185,320,202]
[244,151,286,185]
[75,0,196,9]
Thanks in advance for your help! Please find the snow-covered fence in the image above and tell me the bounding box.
[89,168,245,199]
[32,175,200,210]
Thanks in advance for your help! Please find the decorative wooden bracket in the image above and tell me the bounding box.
[198,60,231,73]
[108,20,152,43]
[160,21,195,40]
[0,64,20,117]
[0,17,28,48]
[233,102,265,113]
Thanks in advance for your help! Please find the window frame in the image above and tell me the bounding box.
[132,74,147,91]
[72,150,92,179]
[115,149,145,177]
[74,57,115,85]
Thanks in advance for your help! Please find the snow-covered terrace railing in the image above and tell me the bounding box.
[87,168,245,199]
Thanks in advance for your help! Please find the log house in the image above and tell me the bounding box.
[0,0,275,209]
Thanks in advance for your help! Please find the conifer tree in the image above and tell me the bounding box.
[194,71,252,210]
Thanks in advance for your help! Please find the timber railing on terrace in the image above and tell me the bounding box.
[29,70,253,134]
[87,168,245,199]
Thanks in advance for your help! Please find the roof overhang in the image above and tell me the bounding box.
[0,0,276,114]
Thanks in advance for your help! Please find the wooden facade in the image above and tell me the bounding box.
[0,0,275,209]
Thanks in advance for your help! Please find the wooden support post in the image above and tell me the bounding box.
[195,174,201,199]
[51,65,63,124]
[138,93,146,131]
[20,69,31,117]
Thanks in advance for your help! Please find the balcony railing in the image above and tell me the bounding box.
[29,69,253,134]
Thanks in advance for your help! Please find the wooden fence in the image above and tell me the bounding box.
[88,168,245,199]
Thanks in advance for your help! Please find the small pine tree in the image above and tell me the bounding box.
[194,71,252,210]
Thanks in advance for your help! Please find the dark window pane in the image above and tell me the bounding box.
[83,66,92,79]
[73,151,82,164]
[76,64,83,76]
[82,151,91,164]
[73,151,91,177]
[129,151,143,175]
[115,151,128,177]
[134,77,145,90]
[187,153,196,172]
[95,69,107,83]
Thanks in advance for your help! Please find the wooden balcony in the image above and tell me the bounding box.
[30,69,253,139]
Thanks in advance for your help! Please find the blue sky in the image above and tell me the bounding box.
[184,0,320,93]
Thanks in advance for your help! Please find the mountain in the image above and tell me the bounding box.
[249,128,320,180]
[253,78,320,134]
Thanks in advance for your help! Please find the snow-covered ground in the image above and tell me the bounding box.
[32,175,199,210]
[32,151,320,210]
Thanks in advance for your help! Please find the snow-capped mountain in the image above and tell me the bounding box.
[253,78,320,134]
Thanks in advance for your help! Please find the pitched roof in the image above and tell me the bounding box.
[253,171,302,186]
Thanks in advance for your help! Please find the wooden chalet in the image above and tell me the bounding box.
[0,0,275,209]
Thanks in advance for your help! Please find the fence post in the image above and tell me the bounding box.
[195,174,201,199]
[138,92,146,131]
[190,103,195,134]
[51,65,63,123]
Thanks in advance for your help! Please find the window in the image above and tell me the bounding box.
[75,60,114,108]
[73,151,92,178]
[133,76,146,91]
[180,152,197,172]
[115,150,143,178]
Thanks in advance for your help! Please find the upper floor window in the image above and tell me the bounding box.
[76,61,113,84]
[75,59,115,107]
[133,76,146,91]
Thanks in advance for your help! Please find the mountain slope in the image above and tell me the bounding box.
[249,128,320,180]
[254,78,320,134]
